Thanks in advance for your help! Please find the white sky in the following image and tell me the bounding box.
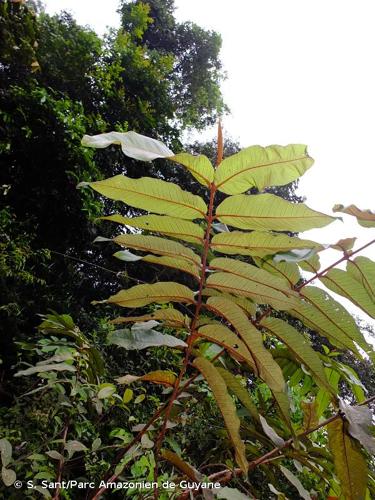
[43,0,375,328]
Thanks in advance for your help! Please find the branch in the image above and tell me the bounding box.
[52,423,68,500]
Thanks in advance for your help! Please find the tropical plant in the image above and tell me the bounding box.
[76,125,375,499]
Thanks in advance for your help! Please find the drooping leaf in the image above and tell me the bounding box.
[339,400,375,454]
[87,175,207,219]
[81,130,174,160]
[320,269,375,320]
[197,324,257,371]
[216,193,335,231]
[98,282,195,308]
[170,152,214,187]
[101,214,204,244]
[260,317,333,393]
[113,234,201,266]
[192,357,248,474]
[291,286,365,354]
[328,418,367,500]
[211,230,322,258]
[214,144,313,194]
[161,449,202,481]
[206,272,299,310]
[108,329,187,350]
[116,370,177,387]
[216,368,260,423]
[110,308,187,328]
[279,465,311,500]
[333,204,375,228]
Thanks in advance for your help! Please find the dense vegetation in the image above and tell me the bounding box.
[1,1,375,499]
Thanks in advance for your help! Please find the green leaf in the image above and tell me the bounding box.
[279,465,311,500]
[108,328,187,351]
[0,439,12,468]
[202,288,256,316]
[216,368,260,423]
[170,152,214,187]
[100,282,195,308]
[192,357,248,474]
[216,193,335,231]
[113,234,201,266]
[81,130,173,161]
[216,486,252,499]
[214,144,313,194]
[97,384,116,399]
[260,317,333,393]
[339,400,375,454]
[87,175,207,219]
[64,440,87,459]
[291,286,365,354]
[328,418,367,500]
[333,204,375,228]
[320,269,375,320]
[347,257,375,301]
[161,449,202,481]
[206,271,299,310]
[15,363,76,377]
[101,214,204,244]
[253,257,301,287]
[45,450,64,461]
[211,230,322,258]
[259,415,285,447]
[141,255,200,279]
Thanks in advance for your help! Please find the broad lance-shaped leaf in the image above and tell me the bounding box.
[201,288,256,316]
[82,131,214,187]
[216,193,335,231]
[328,418,367,500]
[192,357,248,474]
[108,329,187,350]
[116,370,177,387]
[320,269,375,320]
[209,257,299,299]
[253,257,301,287]
[339,400,375,454]
[333,203,375,228]
[113,234,201,266]
[197,324,257,371]
[206,272,299,311]
[347,257,375,301]
[290,286,365,355]
[216,367,260,423]
[110,308,188,328]
[260,317,333,394]
[97,282,195,308]
[211,230,322,258]
[101,214,204,244]
[86,175,207,220]
[141,255,200,280]
[214,143,313,195]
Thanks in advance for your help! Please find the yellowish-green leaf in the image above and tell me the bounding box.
[291,286,364,354]
[328,418,367,500]
[113,234,201,266]
[216,194,335,231]
[192,357,248,474]
[101,214,204,244]
[88,175,207,219]
[253,257,301,287]
[206,296,286,393]
[142,255,200,279]
[320,269,375,320]
[110,309,188,328]
[301,401,319,432]
[206,271,299,310]
[197,324,257,371]
[202,288,256,316]
[333,204,375,228]
[216,368,260,423]
[214,144,313,194]
[299,254,321,273]
[261,317,333,393]
[211,230,322,258]
[116,370,177,387]
[123,388,133,404]
[170,152,214,187]
[347,257,375,301]
[100,282,195,308]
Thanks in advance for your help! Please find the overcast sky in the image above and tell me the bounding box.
[43,0,375,327]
